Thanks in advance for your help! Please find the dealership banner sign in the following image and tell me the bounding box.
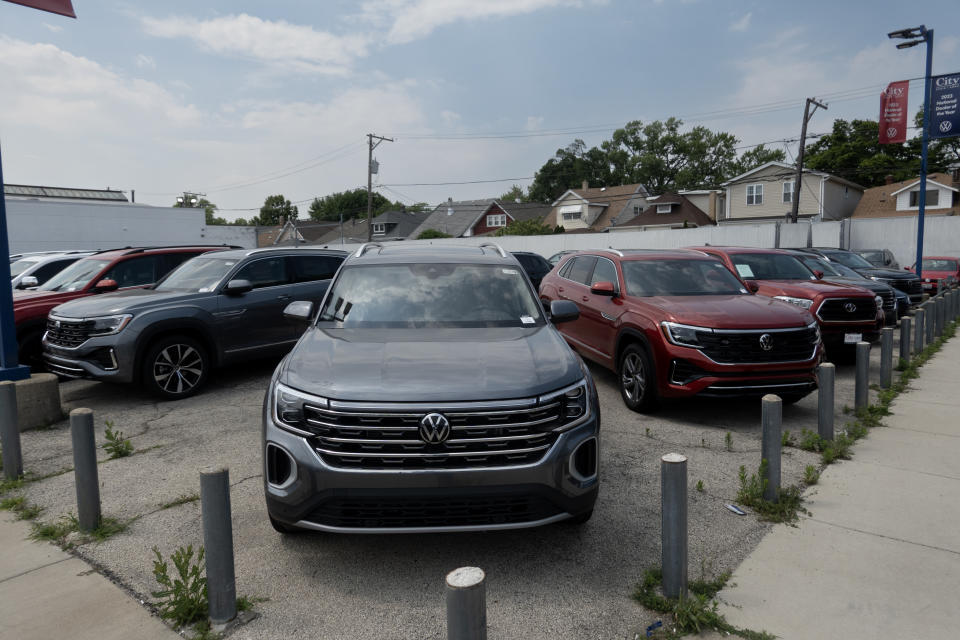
[2,0,75,17]
[931,73,960,140]
[879,80,909,144]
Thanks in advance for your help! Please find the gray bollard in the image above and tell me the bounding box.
[855,342,870,411]
[817,363,835,442]
[900,317,912,362]
[446,567,487,640]
[0,382,23,480]
[660,453,688,600]
[935,298,944,337]
[926,302,935,344]
[70,409,101,531]
[880,327,894,389]
[915,308,926,353]
[761,395,782,503]
[200,468,237,626]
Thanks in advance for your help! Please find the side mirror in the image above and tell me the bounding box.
[590,281,616,297]
[223,279,253,295]
[94,279,119,293]
[813,270,824,279]
[17,276,38,289]
[283,300,314,323]
[746,281,760,293]
[549,299,579,324]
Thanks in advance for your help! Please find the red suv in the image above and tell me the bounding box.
[13,246,232,368]
[539,249,822,412]
[908,256,960,294]
[697,247,883,352]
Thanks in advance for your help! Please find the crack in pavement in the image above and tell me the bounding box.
[0,556,72,585]
[804,516,960,557]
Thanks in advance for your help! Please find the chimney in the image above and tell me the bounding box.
[708,191,717,221]
[581,180,588,191]
[447,197,454,216]
[885,175,895,185]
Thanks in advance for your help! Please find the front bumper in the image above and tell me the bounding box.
[262,396,600,534]
[42,333,136,384]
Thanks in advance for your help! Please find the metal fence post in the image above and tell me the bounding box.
[200,468,237,627]
[817,363,835,441]
[0,381,23,480]
[660,453,688,600]
[761,395,782,503]
[900,316,911,362]
[69,409,101,531]
[855,342,870,411]
[880,327,894,389]
[446,567,487,640]
[915,308,926,353]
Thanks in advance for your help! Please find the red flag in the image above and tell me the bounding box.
[879,80,909,144]
[3,0,75,18]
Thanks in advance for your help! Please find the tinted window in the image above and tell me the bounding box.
[157,252,201,278]
[156,257,240,292]
[797,256,840,277]
[233,257,289,289]
[622,259,748,296]
[293,255,342,283]
[38,258,110,292]
[103,256,158,287]
[9,258,41,278]
[826,251,874,269]
[558,257,576,277]
[567,256,597,285]
[591,258,618,287]
[729,253,814,281]
[32,258,80,284]
[921,259,958,271]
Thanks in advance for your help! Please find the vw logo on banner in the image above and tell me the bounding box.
[931,72,960,140]
[419,413,451,444]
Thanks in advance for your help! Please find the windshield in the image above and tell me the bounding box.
[38,258,109,292]
[859,251,885,265]
[318,264,544,328]
[729,253,814,281]
[621,259,748,296]
[827,251,874,269]
[9,258,41,278]
[797,256,841,277]
[921,258,958,271]
[829,262,864,278]
[156,257,239,292]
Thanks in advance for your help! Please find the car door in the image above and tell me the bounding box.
[284,254,344,341]
[577,256,624,366]
[553,255,597,354]
[101,255,159,289]
[216,256,294,357]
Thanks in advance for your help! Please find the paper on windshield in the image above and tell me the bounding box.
[735,264,754,278]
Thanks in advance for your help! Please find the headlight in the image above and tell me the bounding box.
[86,314,133,336]
[273,383,327,435]
[540,379,591,432]
[773,296,813,309]
[875,296,883,309]
[661,321,705,349]
[808,321,821,342]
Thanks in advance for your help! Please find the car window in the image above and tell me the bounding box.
[513,254,534,270]
[590,258,619,288]
[566,256,597,285]
[9,258,42,278]
[38,258,110,291]
[921,259,958,271]
[558,257,575,277]
[622,259,749,296]
[798,256,840,277]
[826,251,874,269]
[233,257,289,289]
[157,257,240,292]
[103,256,159,287]
[292,255,342,283]
[32,258,80,284]
[157,252,201,278]
[729,253,813,280]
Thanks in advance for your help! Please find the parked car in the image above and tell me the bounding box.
[539,249,822,412]
[697,247,883,352]
[907,256,960,294]
[797,247,923,304]
[263,242,599,533]
[43,247,346,398]
[13,246,233,369]
[9,251,95,290]
[787,251,899,325]
[511,251,554,289]
[9,251,64,263]
[548,250,577,266]
[857,249,900,271]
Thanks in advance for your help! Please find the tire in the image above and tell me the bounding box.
[141,335,210,399]
[17,328,45,373]
[269,515,303,534]
[618,343,659,413]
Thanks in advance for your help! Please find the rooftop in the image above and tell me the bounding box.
[4,184,128,202]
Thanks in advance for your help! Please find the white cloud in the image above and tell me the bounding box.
[42,23,63,33]
[729,12,751,33]
[141,14,370,74]
[440,110,461,127]
[135,54,156,70]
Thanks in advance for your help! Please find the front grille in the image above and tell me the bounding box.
[816,298,877,322]
[307,494,562,529]
[701,379,816,398]
[695,326,819,364]
[45,318,94,348]
[879,288,895,311]
[887,279,923,298]
[305,399,564,470]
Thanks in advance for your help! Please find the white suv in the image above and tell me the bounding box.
[10,251,95,290]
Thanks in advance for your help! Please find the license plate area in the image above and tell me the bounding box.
[844,333,862,344]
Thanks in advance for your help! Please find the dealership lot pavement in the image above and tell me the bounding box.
[11,346,884,639]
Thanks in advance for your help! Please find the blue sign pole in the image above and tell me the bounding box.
[915,29,934,280]
[0,143,31,381]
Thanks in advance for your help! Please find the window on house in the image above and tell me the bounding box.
[656,204,672,214]
[782,181,794,204]
[633,205,643,215]
[909,190,938,207]
[486,214,507,227]
[562,211,582,221]
[372,223,386,235]
[746,184,763,205]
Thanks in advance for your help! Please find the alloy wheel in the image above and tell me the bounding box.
[153,343,204,395]
[621,352,646,402]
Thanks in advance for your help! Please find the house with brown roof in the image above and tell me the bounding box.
[608,192,716,231]
[543,182,651,232]
[408,199,553,239]
[852,172,960,219]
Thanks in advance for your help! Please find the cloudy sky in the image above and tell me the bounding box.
[1,0,958,220]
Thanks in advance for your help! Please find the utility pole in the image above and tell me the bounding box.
[789,98,827,223]
[366,133,394,241]
[177,191,205,207]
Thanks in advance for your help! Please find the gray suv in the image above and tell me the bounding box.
[263,242,600,533]
[43,247,346,398]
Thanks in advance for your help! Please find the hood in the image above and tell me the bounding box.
[281,325,584,403]
[13,288,90,322]
[50,289,208,318]
[755,279,874,300]
[856,267,917,280]
[647,294,813,329]
[820,277,890,294]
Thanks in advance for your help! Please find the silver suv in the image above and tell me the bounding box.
[263,243,600,533]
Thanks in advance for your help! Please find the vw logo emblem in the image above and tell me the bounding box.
[759,333,773,352]
[941,121,953,133]
[54,320,61,328]
[886,127,897,138]
[843,302,857,313]
[419,413,450,444]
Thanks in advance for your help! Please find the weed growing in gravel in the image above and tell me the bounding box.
[30,517,75,543]
[0,495,42,520]
[724,432,733,451]
[804,465,820,485]
[237,595,269,612]
[152,545,208,628]
[781,430,795,447]
[0,495,25,511]
[695,480,704,493]
[645,427,651,437]
[896,357,908,372]
[103,420,134,459]
[736,461,808,524]
[159,493,200,510]
[30,514,130,545]
[0,476,25,496]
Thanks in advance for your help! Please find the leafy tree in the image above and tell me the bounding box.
[729,145,787,178]
[498,185,527,203]
[417,229,452,239]
[494,218,555,236]
[307,188,394,222]
[259,194,298,226]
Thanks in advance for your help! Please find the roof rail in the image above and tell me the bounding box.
[606,247,624,257]
[354,242,383,258]
[479,242,507,258]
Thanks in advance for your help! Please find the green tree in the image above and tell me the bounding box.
[417,229,452,239]
[259,194,298,226]
[494,218,555,236]
[308,188,394,222]
[498,185,527,203]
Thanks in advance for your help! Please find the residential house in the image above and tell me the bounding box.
[408,199,552,239]
[677,189,724,222]
[543,182,651,232]
[720,161,864,223]
[852,172,960,219]
[312,209,433,245]
[268,219,341,246]
[608,192,716,232]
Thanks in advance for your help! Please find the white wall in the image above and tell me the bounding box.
[850,215,960,268]
[200,225,258,248]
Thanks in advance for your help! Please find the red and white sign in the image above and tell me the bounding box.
[879,80,909,144]
[3,0,75,18]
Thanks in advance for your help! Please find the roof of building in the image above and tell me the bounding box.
[310,209,434,245]
[372,209,433,239]
[408,200,553,239]
[544,183,650,230]
[852,173,960,219]
[615,192,716,229]
[292,220,341,242]
[721,161,865,191]
[469,202,554,235]
[4,184,128,202]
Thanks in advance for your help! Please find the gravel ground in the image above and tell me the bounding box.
[9,336,892,640]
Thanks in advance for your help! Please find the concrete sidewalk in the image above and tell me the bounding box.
[0,513,177,640]
[707,336,960,639]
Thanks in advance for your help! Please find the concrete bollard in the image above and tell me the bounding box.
[0,382,23,481]
[855,342,870,411]
[915,308,926,353]
[880,327,894,389]
[935,298,944,337]
[446,567,487,640]
[70,409,101,532]
[660,453,688,600]
[817,363,835,442]
[200,468,237,627]
[926,302,935,344]
[900,317,912,362]
[761,395,782,503]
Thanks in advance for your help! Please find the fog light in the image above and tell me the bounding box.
[266,443,297,488]
[569,437,598,482]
